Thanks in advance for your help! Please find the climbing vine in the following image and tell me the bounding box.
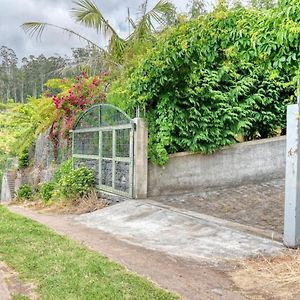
[109,0,299,165]
[46,72,107,160]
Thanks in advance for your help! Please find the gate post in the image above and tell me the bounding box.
[133,118,148,199]
[284,100,300,247]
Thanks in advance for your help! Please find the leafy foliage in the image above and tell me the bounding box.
[59,166,95,199]
[48,72,107,139]
[109,1,299,165]
[40,182,55,202]
[18,149,29,169]
[46,73,107,161]
[52,159,73,184]
[38,159,95,202]
[16,184,33,200]
[0,97,55,157]
[38,159,72,202]
[0,71,108,166]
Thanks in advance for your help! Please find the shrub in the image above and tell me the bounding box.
[59,166,95,199]
[16,184,33,200]
[53,159,73,183]
[18,149,29,169]
[40,182,55,202]
[37,160,95,202]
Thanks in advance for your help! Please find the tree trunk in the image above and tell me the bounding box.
[20,78,24,103]
[33,82,37,98]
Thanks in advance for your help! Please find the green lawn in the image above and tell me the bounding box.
[0,206,179,300]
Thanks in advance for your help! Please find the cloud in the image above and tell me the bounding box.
[0,0,99,60]
[0,0,198,61]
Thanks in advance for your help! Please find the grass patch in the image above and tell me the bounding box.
[0,206,179,300]
[12,295,30,300]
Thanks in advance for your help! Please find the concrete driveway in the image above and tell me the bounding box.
[9,202,285,299]
[75,200,283,263]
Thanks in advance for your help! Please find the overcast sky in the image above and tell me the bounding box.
[0,0,205,62]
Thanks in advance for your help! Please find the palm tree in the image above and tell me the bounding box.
[22,0,175,65]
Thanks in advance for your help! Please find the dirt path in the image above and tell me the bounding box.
[0,261,36,300]
[9,205,246,300]
[0,265,10,300]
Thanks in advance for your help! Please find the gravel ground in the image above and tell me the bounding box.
[149,178,285,235]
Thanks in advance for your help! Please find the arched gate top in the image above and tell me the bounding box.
[74,104,132,130]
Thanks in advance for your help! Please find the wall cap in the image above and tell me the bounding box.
[168,136,286,159]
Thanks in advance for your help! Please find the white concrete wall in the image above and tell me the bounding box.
[1,173,12,203]
[148,136,286,197]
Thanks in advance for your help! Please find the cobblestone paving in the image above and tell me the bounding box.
[150,178,285,235]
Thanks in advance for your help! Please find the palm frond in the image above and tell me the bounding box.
[108,35,128,62]
[127,7,136,33]
[128,17,137,30]
[70,0,127,60]
[21,22,105,53]
[71,0,118,37]
[146,0,175,28]
[132,0,175,41]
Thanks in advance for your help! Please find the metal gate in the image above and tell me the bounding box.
[71,104,134,198]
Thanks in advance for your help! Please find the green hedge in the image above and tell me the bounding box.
[109,1,299,165]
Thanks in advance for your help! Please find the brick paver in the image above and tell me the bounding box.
[150,178,285,235]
